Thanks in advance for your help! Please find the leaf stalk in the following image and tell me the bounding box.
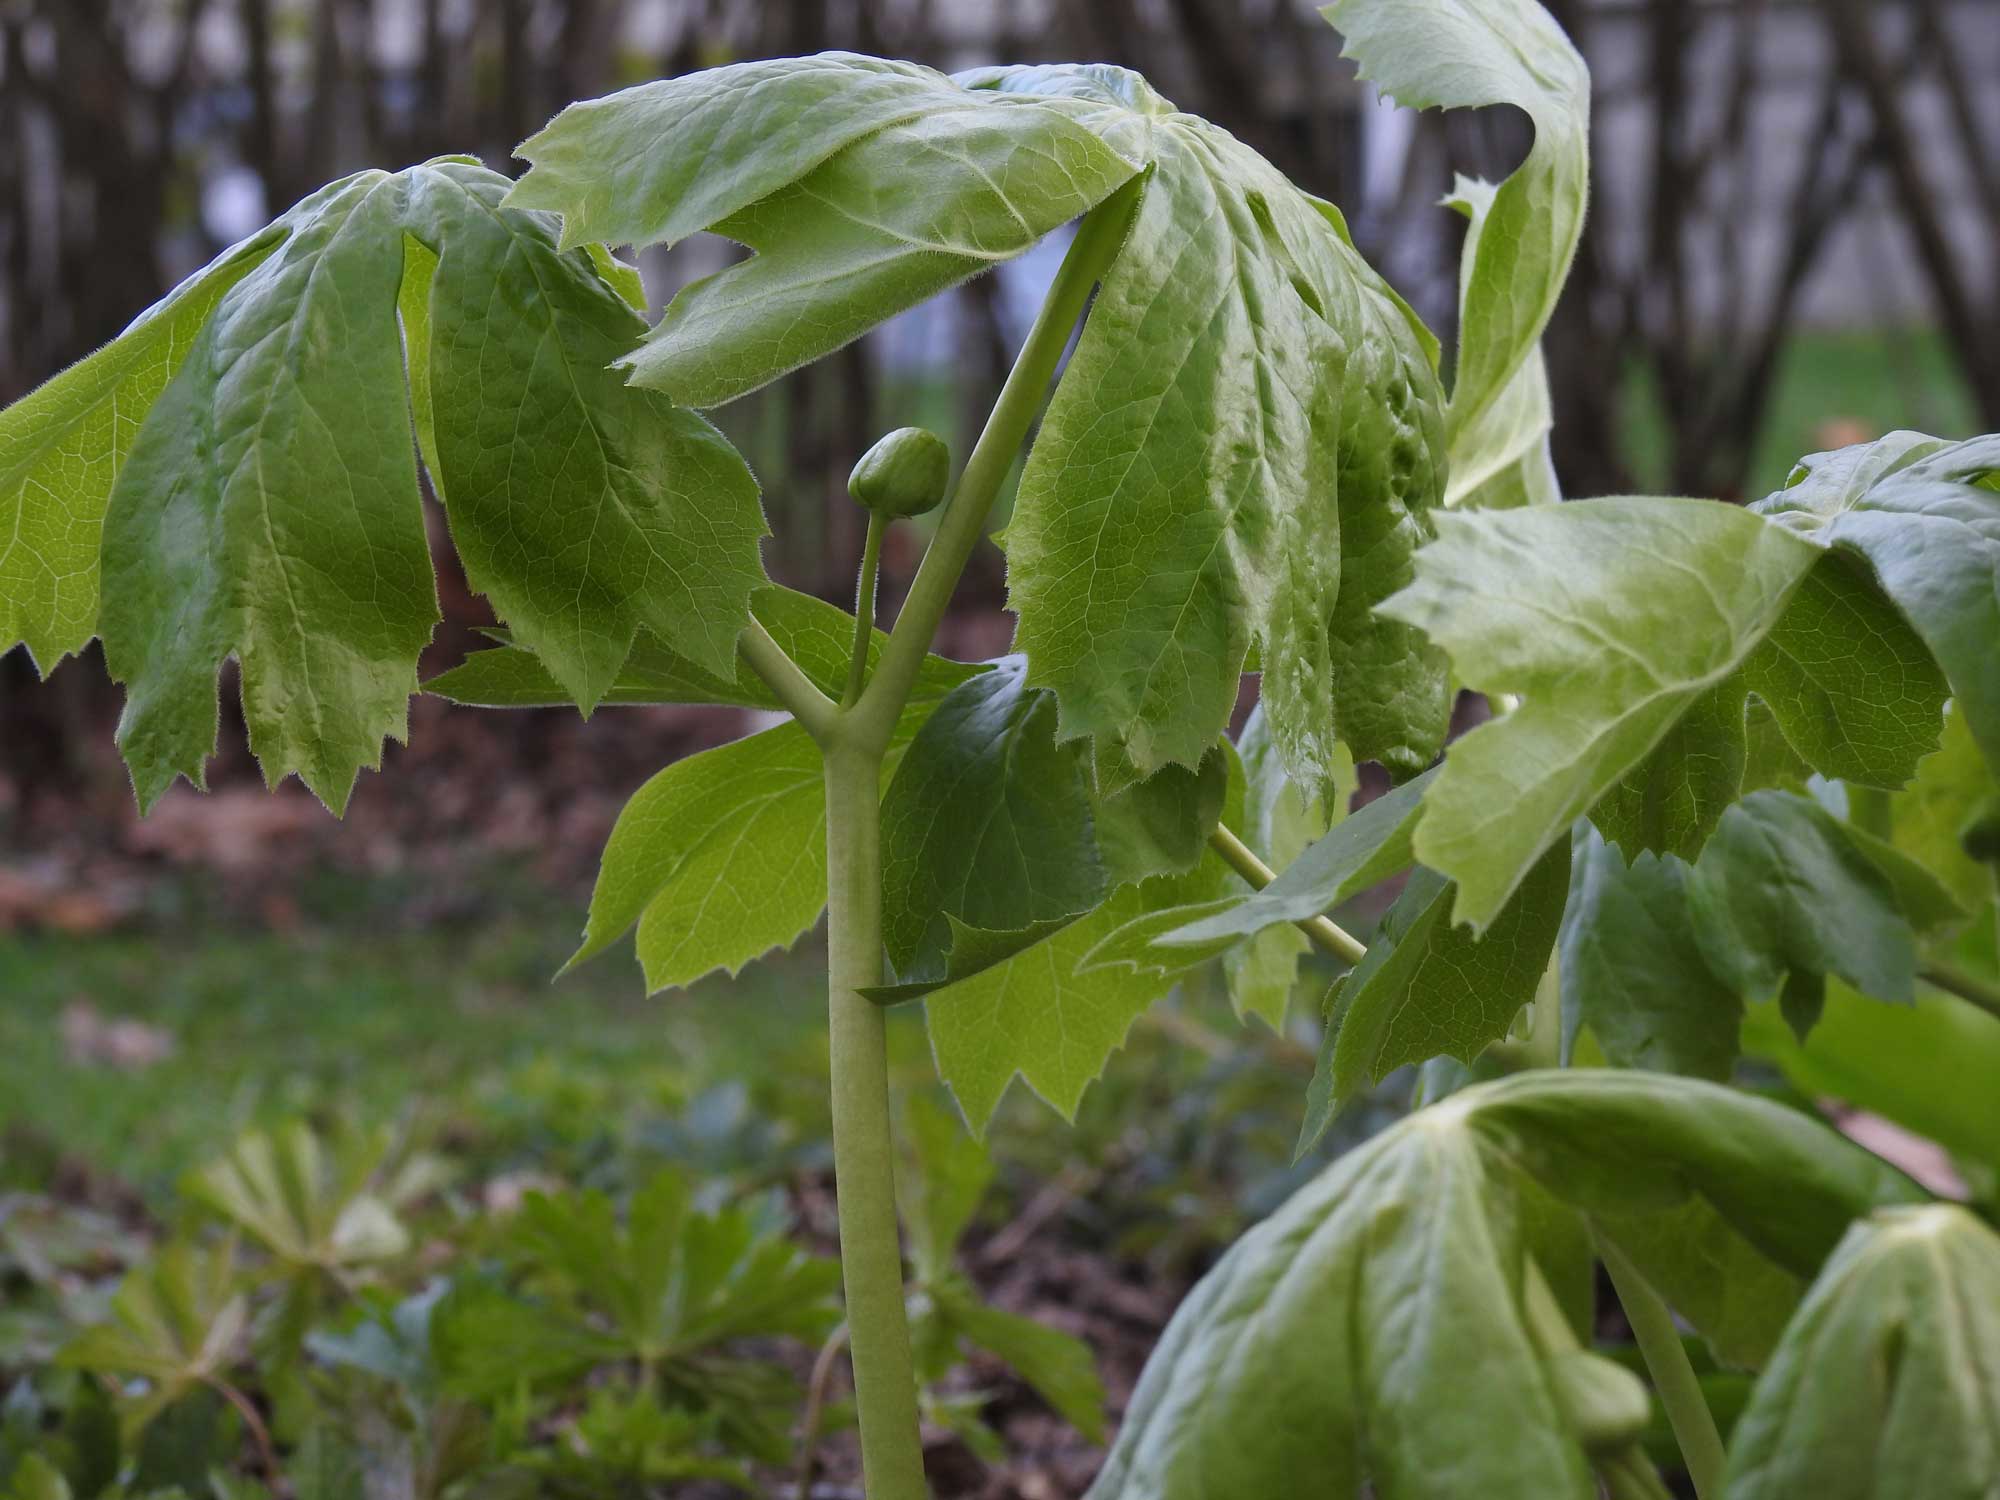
[1592,1225,1728,1499]
[823,741,928,1500]
[1920,960,2000,1022]
[1207,823,1368,965]
[739,616,841,742]
[843,509,889,708]
[743,182,1148,1500]
[849,175,1144,756]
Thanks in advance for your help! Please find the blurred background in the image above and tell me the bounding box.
[0,3,1996,1494]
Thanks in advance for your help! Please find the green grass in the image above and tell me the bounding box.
[0,897,855,1200]
[0,867,1352,1268]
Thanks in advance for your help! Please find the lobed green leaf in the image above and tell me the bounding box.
[625,101,1139,406]
[1755,430,2000,777]
[1322,0,1589,452]
[16,157,769,813]
[1686,790,1919,1014]
[1739,551,1948,788]
[983,64,1448,788]
[567,721,830,993]
[0,230,283,670]
[1305,838,1569,1151]
[1560,826,1743,1080]
[926,849,1235,1134]
[1382,497,1821,927]
[880,659,1111,984]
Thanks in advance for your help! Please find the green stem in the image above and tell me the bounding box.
[1207,823,1368,965]
[1848,783,1892,841]
[823,744,928,1500]
[1593,1226,1727,1500]
[1920,960,2000,1022]
[852,176,1143,752]
[798,182,1145,1500]
[740,616,840,743]
[843,510,889,708]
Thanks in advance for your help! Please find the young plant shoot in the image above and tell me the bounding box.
[2,0,1997,1496]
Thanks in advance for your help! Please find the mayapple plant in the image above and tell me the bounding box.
[4,0,2000,1495]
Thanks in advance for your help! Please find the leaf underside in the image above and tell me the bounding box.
[1090,1070,1925,1499]
[1383,472,1976,931]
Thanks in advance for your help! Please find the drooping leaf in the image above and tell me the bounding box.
[1322,0,1590,447]
[1307,838,1569,1149]
[1090,1070,1922,1500]
[514,56,1109,249]
[1721,1206,2000,1499]
[1392,426,2000,923]
[1091,1098,1583,1498]
[1560,826,1742,1080]
[1307,195,1456,779]
[1685,790,1918,1011]
[0,231,282,670]
[978,63,1448,786]
[1590,677,1748,864]
[1382,496,1823,928]
[510,54,1139,405]
[425,584,983,711]
[1437,180,1563,513]
[101,173,440,814]
[1755,431,2000,775]
[404,163,768,704]
[1739,550,1947,788]
[39,158,767,813]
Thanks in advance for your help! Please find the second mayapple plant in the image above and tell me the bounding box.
[4,0,2000,1496]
